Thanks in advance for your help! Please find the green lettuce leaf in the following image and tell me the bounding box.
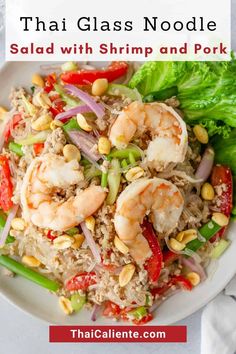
[211,129,236,175]
[129,59,236,137]
[211,129,236,203]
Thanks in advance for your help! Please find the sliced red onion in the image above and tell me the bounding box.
[87,260,97,272]
[93,129,101,138]
[0,204,19,248]
[65,84,105,119]
[165,236,203,264]
[181,257,207,281]
[67,130,101,163]
[195,146,215,182]
[183,248,202,263]
[55,105,91,121]
[10,119,31,141]
[91,304,101,322]
[81,222,101,264]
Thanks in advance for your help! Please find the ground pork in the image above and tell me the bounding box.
[43,128,66,155]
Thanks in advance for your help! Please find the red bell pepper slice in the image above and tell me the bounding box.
[103,301,121,318]
[163,250,180,266]
[46,230,57,242]
[33,143,44,156]
[44,73,56,93]
[61,62,128,85]
[132,313,153,325]
[211,165,233,239]
[171,275,193,291]
[4,114,22,143]
[141,220,163,283]
[65,272,97,291]
[104,303,152,325]
[151,275,193,298]
[0,156,13,212]
[49,100,65,118]
[100,251,119,272]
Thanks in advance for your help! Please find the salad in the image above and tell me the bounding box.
[0,59,235,325]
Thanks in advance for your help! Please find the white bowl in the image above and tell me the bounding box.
[0,61,236,325]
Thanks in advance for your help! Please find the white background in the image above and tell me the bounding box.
[0,1,236,353]
[5,0,231,61]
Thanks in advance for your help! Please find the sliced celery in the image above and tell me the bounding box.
[128,152,136,165]
[54,84,80,107]
[71,293,86,312]
[128,306,147,320]
[121,159,128,169]
[101,172,108,188]
[61,61,78,72]
[17,131,50,146]
[106,159,121,205]
[211,239,230,259]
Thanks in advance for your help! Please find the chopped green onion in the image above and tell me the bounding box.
[128,306,147,320]
[61,61,78,72]
[185,219,222,253]
[143,86,178,103]
[70,293,86,312]
[8,142,24,157]
[101,171,108,188]
[62,118,81,133]
[128,152,136,165]
[31,86,35,94]
[0,255,60,292]
[106,159,121,205]
[211,239,230,259]
[66,227,79,236]
[108,145,142,160]
[54,84,80,107]
[17,131,50,146]
[107,84,141,101]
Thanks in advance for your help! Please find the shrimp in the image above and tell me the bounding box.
[114,177,184,264]
[109,101,188,169]
[20,153,106,231]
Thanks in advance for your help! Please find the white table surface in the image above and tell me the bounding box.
[0,8,236,353]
